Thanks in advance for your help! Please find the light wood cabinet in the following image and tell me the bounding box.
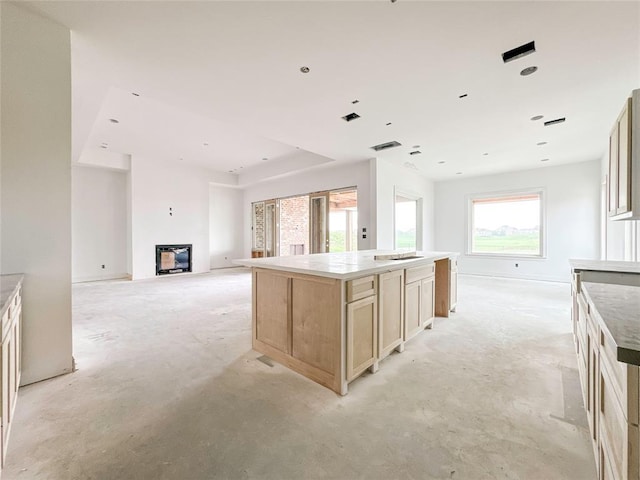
[378,270,404,359]
[570,274,640,480]
[1,279,22,469]
[609,90,639,220]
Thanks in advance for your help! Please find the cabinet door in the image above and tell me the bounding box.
[378,270,404,358]
[609,123,619,216]
[404,281,421,341]
[346,296,377,381]
[291,276,341,375]
[421,277,435,328]
[617,99,632,215]
[254,270,290,354]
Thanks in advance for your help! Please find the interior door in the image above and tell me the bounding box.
[264,200,279,257]
[309,192,330,253]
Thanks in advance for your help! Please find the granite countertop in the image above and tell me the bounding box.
[582,281,640,366]
[570,259,640,275]
[0,274,23,318]
[235,250,458,280]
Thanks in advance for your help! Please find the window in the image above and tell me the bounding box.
[395,192,421,250]
[469,190,544,256]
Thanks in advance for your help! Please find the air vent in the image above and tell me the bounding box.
[371,141,402,151]
[544,117,566,126]
[342,112,360,122]
[502,41,536,63]
[409,150,421,156]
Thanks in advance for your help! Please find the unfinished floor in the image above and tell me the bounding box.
[4,269,594,479]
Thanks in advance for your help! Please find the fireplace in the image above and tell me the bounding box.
[156,244,192,275]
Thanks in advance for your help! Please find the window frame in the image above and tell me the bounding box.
[466,188,546,259]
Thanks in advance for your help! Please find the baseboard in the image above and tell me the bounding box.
[72,272,130,284]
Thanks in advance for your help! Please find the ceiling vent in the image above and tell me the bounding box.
[502,41,536,63]
[342,112,361,122]
[544,117,566,126]
[409,150,421,155]
[371,141,402,151]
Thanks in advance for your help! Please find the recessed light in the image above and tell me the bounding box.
[352,99,359,104]
[386,122,392,126]
[537,141,547,146]
[100,145,107,149]
[409,151,421,156]
[132,93,140,97]
[300,66,310,73]
[412,145,420,149]
[531,115,544,121]
[520,66,538,76]
[262,157,268,161]
[438,161,446,164]
[456,172,463,175]
[203,143,209,147]
[459,94,468,99]
[541,158,549,162]
[109,118,119,124]
[179,157,184,161]
[482,153,489,156]
[228,170,233,173]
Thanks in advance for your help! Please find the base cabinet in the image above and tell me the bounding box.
[571,273,640,480]
[0,278,22,470]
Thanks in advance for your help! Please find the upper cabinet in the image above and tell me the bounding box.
[609,89,639,220]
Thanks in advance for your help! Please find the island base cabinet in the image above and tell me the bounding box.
[346,296,377,381]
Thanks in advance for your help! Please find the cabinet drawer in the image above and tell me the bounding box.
[346,275,377,303]
[600,326,639,425]
[405,264,434,284]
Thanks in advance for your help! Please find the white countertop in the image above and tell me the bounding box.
[570,259,640,274]
[235,250,458,280]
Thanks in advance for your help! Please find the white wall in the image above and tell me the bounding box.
[242,160,373,255]
[373,158,435,251]
[130,157,211,279]
[209,185,243,268]
[434,160,601,283]
[72,166,128,282]
[1,3,73,384]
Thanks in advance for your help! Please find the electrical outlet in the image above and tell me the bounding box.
[515,263,519,268]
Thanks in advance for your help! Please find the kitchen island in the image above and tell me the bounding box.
[236,250,458,395]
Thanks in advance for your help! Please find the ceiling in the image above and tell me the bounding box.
[23,1,640,185]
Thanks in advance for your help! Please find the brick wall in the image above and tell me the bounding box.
[279,196,309,256]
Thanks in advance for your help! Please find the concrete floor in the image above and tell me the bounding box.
[4,269,595,480]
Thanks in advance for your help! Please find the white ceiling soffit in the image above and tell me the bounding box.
[25,1,640,182]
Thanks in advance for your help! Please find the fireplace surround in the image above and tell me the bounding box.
[155,244,192,275]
